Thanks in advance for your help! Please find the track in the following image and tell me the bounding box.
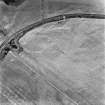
[0,13,105,60]
[0,13,105,104]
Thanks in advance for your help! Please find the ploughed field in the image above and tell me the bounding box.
[0,16,105,105]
